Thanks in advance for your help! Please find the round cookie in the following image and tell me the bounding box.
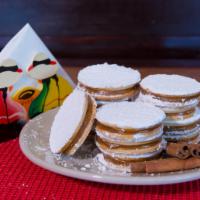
[165,107,200,126]
[49,89,96,155]
[165,108,196,121]
[139,74,200,113]
[96,102,166,130]
[95,123,163,146]
[140,74,200,97]
[77,63,141,103]
[95,136,166,161]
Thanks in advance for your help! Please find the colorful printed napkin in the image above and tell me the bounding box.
[0,23,74,130]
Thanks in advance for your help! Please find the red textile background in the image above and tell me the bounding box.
[1,138,200,200]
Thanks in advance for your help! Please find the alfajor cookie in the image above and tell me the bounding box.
[77,63,141,104]
[49,89,96,155]
[139,74,200,113]
[139,74,200,142]
[95,102,166,168]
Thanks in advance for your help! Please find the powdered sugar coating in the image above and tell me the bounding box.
[49,90,88,153]
[96,102,166,130]
[78,63,141,90]
[140,74,200,97]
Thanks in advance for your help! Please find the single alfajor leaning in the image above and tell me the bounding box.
[139,74,200,142]
[49,89,96,155]
[77,63,141,105]
[95,102,166,170]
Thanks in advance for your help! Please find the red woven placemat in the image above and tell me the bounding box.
[1,138,200,200]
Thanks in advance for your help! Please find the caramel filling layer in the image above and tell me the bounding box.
[63,96,94,154]
[79,83,140,100]
[141,88,200,103]
[96,122,162,135]
[166,108,196,121]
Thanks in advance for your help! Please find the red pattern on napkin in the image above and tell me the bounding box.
[1,138,200,200]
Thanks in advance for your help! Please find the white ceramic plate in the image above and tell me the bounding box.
[19,108,200,185]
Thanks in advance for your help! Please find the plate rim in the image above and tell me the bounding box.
[19,110,200,185]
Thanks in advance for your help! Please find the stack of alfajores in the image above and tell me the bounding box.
[95,102,166,171]
[77,63,141,105]
[139,74,200,142]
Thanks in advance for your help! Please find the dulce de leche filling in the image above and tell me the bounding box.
[78,83,140,101]
[96,122,162,134]
[141,88,200,103]
[96,122,163,144]
[63,96,94,154]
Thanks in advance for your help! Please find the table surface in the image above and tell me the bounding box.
[1,63,200,200]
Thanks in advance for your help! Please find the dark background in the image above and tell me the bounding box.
[1,0,200,61]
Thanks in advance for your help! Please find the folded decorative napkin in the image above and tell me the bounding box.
[0,23,74,130]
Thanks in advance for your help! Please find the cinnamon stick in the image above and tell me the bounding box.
[131,161,146,173]
[166,142,190,159]
[146,157,200,173]
[131,157,200,173]
[184,157,200,169]
[190,144,200,158]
